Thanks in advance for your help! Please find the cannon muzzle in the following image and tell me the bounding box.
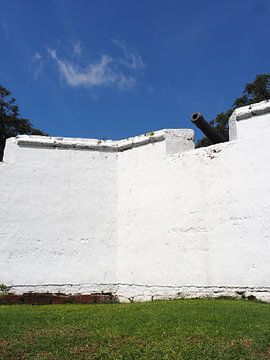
[191,112,226,144]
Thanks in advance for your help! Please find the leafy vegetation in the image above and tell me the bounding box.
[0,284,8,294]
[0,85,46,161]
[196,74,270,147]
[1,299,270,359]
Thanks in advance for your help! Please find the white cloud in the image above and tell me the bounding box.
[112,38,145,70]
[72,41,81,55]
[32,52,44,79]
[33,52,43,61]
[47,42,143,90]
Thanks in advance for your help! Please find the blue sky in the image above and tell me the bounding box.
[1,0,269,141]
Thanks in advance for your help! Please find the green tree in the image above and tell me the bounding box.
[0,85,47,161]
[196,74,270,147]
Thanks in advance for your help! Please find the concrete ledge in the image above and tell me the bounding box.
[234,100,270,121]
[4,283,270,303]
[116,284,270,303]
[229,100,270,140]
[14,129,194,153]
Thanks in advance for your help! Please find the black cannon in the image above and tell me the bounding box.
[191,112,226,144]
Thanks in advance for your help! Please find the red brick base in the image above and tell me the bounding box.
[0,292,118,305]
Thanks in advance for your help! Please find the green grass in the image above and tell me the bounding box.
[1,299,270,359]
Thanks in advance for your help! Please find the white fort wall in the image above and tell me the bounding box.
[1,139,119,294]
[1,100,270,302]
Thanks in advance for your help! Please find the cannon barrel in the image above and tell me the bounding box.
[191,112,226,144]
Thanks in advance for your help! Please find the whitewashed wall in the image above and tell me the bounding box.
[1,101,270,301]
[0,139,118,294]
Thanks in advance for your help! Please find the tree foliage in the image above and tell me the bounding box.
[0,85,47,160]
[196,74,270,147]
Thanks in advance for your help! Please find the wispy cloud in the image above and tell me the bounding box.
[33,52,43,61]
[47,40,145,90]
[32,52,44,79]
[72,40,81,55]
[112,38,145,70]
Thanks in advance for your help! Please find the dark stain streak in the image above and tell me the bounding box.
[0,292,118,305]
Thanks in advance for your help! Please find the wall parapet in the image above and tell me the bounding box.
[14,129,194,153]
[233,100,270,121]
[229,100,270,140]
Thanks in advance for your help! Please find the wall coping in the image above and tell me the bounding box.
[13,129,194,152]
[234,100,270,121]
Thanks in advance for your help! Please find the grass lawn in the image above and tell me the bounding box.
[1,299,270,359]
